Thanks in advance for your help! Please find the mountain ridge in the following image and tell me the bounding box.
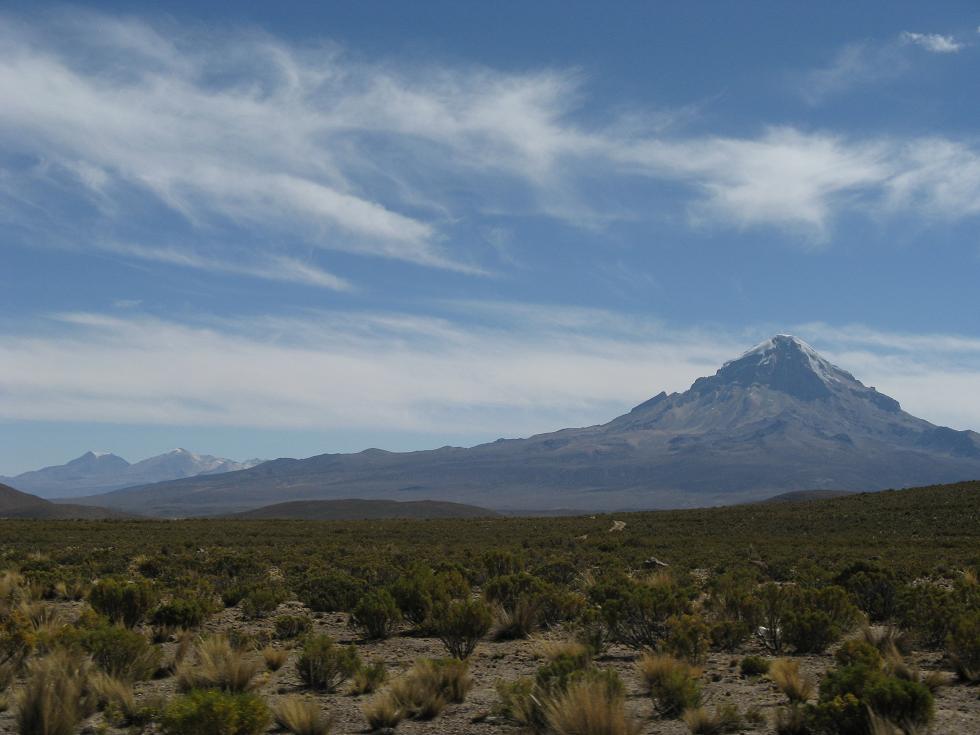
[1,448,264,499]
[70,335,980,516]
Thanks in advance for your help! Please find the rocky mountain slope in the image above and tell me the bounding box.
[74,335,980,516]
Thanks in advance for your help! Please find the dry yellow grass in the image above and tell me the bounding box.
[15,651,94,735]
[636,652,701,692]
[263,646,288,671]
[543,679,641,735]
[769,659,814,704]
[531,635,590,662]
[682,704,743,734]
[273,695,334,735]
[175,635,263,692]
[362,691,403,730]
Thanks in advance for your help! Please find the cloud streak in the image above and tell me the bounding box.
[1,308,979,439]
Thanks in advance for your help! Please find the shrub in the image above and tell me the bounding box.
[273,695,333,735]
[161,689,270,735]
[665,614,711,663]
[152,597,212,629]
[947,611,980,682]
[430,598,492,659]
[389,564,458,627]
[350,589,401,640]
[297,573,365,613]
[349,660,387,695]
[895,584,955,649]
[274,614,312,640]
[835,639,883,670]
[81,623,161,681]
[769,659,814,704]
[812,662,934,734]
[636,653,701,718]
[739,655,770,677]
[88,578,156,628]
[15,651,95,735]
[681,704,743,734]
[176,636,263,693]
[757,583,790,653]
[783,587,861,654]
[835,563,899,623]
[543,678,641,735]
[296,634,361,692]
[241,585,286,619]
[593,578,688,649]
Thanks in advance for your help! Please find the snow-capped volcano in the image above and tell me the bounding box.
[1,450,264,499]
[69,335,980,516]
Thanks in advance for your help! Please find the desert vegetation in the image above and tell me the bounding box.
[0,481,977,732]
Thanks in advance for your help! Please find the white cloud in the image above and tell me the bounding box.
[1,308,979,437]
[901,31,963,54]
[1,10,980,274]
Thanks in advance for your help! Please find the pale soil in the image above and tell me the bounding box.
[0,601,976,734]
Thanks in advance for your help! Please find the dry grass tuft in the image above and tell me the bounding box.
[769,659,814,704]
[637,653,702,717]
[773,704,810,735]
[532,636,590,663]
[862,626,913,657]
[176,635,263,692]
[349,661,387,695]
[682,704,744,734]
[263,646,288,672]
[868,711,927,735]
[543,679,641,735]
[362,691,403,731]
[15,650,95,735]
[273,695,334,735]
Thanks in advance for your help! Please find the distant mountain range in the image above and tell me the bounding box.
[0,482,133,519]
[0,449,263,499]
[68,335,980,516]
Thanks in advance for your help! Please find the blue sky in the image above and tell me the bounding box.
[2,2,980,474]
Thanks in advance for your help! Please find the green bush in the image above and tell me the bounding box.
[664,613,710,663]
[812,662,933,734]
[389,564,459,627]
[592,577,688,649]
[834,640,883,670]
[947,611,980,682]
[240,585,286,619]
[430,598,492,659]
[80,623,161,681]
[161,689,270,735]
[835,563,898,623]
[152,597,212,629]
[296,634,361,691]
[895,583,957,649]
[273,614,312,640]
[739,655,770,677]
[349,589,401,640]
[88,579,157,628]
[296,572,365,613]
[783,586,861,654]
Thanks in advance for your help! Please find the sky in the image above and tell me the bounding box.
[2,2,980,474]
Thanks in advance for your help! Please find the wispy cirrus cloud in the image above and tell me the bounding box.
[2,10,980,280]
